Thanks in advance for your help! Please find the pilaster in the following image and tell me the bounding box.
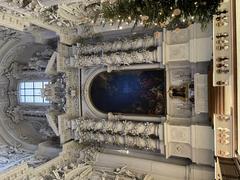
[164,122,214,166]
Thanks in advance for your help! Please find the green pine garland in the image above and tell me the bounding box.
[100,0,221,29]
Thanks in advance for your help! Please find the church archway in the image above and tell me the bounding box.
[82,64,166,121]
[90,69,166,116]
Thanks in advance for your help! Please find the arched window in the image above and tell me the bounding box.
[19,81,49,104]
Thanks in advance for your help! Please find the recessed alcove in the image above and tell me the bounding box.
[90,69,166,116]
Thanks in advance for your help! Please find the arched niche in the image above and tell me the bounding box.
[0,32,54,151]
[82,64,166,122]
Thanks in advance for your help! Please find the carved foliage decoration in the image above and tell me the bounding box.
[70,117,161,151]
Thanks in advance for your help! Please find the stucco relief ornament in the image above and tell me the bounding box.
[122,120,128,135]
[8,0,29,8]
[58,2,101,26]
[120,52,133,65]
[72,118,158,137]
[35,6,70,27]
[114,121,123,133]
[115,53,127,65]
[143,122,154,137]
[130,124,139,136]
[101,0,117,4]
[115,166,140,179]
[142,50,155,63]
[58,4,89,25]
[0,27,20,41]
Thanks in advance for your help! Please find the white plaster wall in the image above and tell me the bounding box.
[164,23,213,64]
[164,123,214,166]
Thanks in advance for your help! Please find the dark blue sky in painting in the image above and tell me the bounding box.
[90,70,165,116]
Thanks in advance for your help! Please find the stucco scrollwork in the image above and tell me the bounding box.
[95,165,151,180]
[0,144,34,171]
[58,2,100,26]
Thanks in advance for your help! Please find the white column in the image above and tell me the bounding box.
[71,118,160,137]
[70,117,164,152]
[68,48,160,68]
[75,131,161,151]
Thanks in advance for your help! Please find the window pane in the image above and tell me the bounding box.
[34,82,43,88]
[34,89,42,96]
[20,96,25,102]
[19,80,49,104]
[25,89,33,95]
[43,82,48,88]
[25,82,33,88]
[20,83,25,89]
[25,96,33,103]
[44,98,49,103]
[20,90,25,96]
[34,96,43,103]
